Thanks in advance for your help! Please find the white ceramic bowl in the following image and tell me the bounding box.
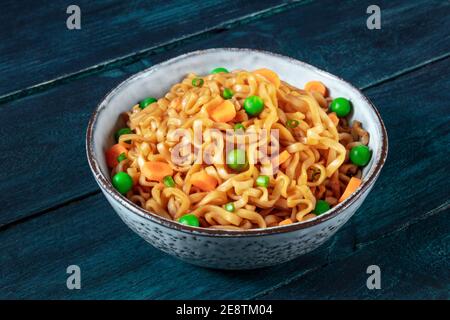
[86,48,388,270]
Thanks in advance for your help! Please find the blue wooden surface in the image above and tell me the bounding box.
[0,0,290,98]
[1,0,449,299]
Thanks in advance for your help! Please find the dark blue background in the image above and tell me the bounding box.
[0,0,449,299]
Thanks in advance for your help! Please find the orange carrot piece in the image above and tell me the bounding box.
[253,68,281,88]
[142,161,174,182]
[328,112,339,126]
[279,218,293,226]
[305,81,328,97]
[105,144,128,168]
[338,177,362,203]
[191,170,218,192]
[209,100,236,122]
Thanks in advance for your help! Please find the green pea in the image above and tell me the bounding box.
[330,97,352,117]
[192,78,204,87]
[112,172,133,194]
[163,175,175,188]
[314,200,330,215]
[117,152,127,163]
[224,202,235,212]
[114,128,132,143]
[178,214,200,227]
[243,95,264,116]
[226,149,248,172]
[234,123,245,131]
[256,175,270,188]
[286,119,300,129]
[211,67,229,74]
[222,88,234,99]
[350,145,372,166]
[139,97,157,109]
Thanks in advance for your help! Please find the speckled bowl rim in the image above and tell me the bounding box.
[86,48,388,237]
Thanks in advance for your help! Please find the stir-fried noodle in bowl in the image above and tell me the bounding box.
[105,68,372,230]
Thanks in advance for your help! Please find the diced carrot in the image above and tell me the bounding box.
[338,177,362,203]
[279,218,293,226]
[328,112,339,126]
[191,170,218,192]
[105,144,128,168]
[142,161,174,182]
[209,100,236,123]
[253,68,281,88]
[305,81,328,97]
[279,150,291,164]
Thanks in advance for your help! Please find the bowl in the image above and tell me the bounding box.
[86,48,388,270]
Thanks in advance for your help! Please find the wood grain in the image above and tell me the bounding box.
[1,0,449,226]
[1,58,448,299]
[0,0,291,97]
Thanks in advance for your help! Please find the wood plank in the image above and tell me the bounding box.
[2,193,445,299]
[2,0,449,101]
[1,0,449,226]
[0,0,290,97]
[0,58,449,299]
[255,211,450,300]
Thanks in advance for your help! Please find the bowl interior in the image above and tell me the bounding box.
[88,48,387,232]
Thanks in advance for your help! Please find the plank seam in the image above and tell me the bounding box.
[361,52,450,91]
[0,190,100,231]
[0,0,312,106]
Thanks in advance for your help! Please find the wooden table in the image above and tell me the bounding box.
[1,0,449,299]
